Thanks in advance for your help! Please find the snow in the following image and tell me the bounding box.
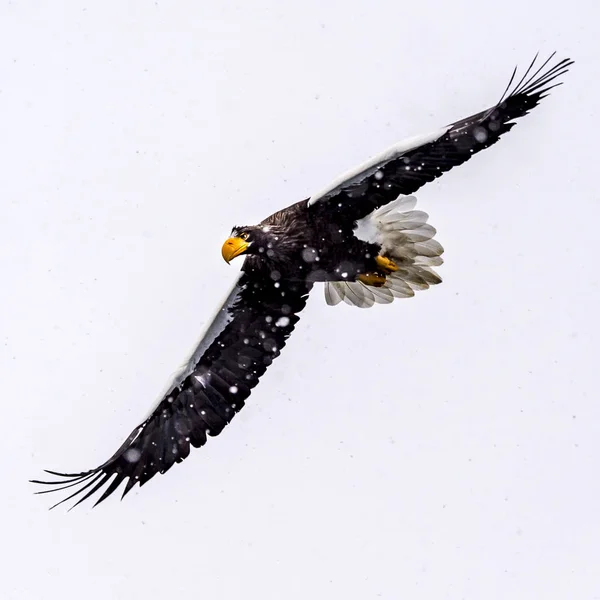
[4,3,598,600]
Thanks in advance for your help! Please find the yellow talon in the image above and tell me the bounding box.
[375,255,399,273]
[358,273,386,287]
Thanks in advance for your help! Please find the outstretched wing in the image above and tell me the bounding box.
[31,274,313,509]
[308,53,573,221]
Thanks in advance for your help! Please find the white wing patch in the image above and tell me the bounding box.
[307,127,450,206]
[324,195,443,308]
[149,275,245,416]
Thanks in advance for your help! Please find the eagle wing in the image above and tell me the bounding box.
[307,54,573,221]
[31,274,313,509]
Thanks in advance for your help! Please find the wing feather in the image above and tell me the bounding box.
[31,274,312,509]
[308,54,573,220]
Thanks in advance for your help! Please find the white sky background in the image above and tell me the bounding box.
[1,1,599,598]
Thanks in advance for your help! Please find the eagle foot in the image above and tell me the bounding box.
[375,255,399,274]
[357,273,386,287]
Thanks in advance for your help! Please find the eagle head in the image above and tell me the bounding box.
[221,225,283,264]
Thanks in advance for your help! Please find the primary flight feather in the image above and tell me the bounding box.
[32,54,573,509]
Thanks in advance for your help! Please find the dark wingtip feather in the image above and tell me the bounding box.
[47,472,106,511]
[121,476,139,500]
[497,64,519,105]
[510,53,574,98]
[42,468,91,478]
[510,52,544,99]
[93,474,127,507]
[479,54,573,126]
[66,474,113,511]
[33,473,97,495]
[30,467,114,510]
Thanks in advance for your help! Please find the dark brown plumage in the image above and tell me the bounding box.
[31,54,572,509]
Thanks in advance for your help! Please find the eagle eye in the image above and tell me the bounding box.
[240,232,249,241]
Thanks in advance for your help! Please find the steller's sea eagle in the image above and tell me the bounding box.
[32,54,573,509]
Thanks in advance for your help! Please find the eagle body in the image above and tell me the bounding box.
[241,199,382,284]
[32,54,573,509]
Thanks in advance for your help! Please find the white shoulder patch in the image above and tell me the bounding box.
[147,275,245,417]
[307,126,450,206]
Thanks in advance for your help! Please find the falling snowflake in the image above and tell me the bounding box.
[301,247,318,263]
[275,316,290,327]
[123,448,142,463]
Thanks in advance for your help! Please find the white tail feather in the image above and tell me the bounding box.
[324,195,443,308]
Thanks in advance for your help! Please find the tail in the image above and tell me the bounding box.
[324,195,443,307]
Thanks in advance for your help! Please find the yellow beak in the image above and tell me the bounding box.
[221,237,250,264]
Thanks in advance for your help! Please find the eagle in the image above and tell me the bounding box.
[32,54,572,509]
